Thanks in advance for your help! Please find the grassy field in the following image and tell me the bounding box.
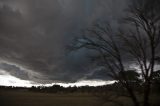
[0,90,159,106]
[0,90,105,106]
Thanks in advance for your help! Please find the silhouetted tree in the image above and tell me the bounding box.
[118,70,141,85]
[152,70,160,93]
[152,70,160,83]
[70,0,160,106]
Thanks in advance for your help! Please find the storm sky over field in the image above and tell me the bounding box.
[0,0,128,85]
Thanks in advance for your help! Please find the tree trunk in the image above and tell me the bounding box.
[143,79,151,106]
[125,85,140,106]
[130,92,140,106]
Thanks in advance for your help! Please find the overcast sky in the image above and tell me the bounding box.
[0,0,128,85]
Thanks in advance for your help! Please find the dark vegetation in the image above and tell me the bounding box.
[0,70,160,106]
[0,76,160,106]
[69,0,160,106]
[1,0,160,106]
[0,83,126,94]
[0,71,160,95]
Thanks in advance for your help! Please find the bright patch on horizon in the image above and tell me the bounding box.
[0,74,34,87]
[0,70,115,87]
[54,80,116,88]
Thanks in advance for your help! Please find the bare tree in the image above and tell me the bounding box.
[124,0,160,106]
[70,0,160,106]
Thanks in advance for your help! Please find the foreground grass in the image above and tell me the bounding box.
[0,90,159,106]
[0,90,104,106]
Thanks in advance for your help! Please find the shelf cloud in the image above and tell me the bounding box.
[0,0,127,84]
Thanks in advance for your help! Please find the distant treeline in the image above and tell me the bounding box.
[0,81,159,94]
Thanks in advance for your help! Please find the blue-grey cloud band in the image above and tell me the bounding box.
[0,0,127,84]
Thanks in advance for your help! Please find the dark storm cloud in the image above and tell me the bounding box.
[0,0,127,83]
[0,62,44,81]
